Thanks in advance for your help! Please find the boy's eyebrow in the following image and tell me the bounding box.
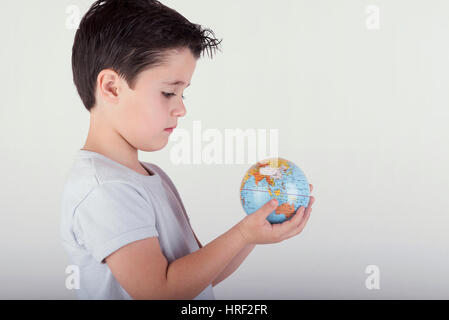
[163,81,191,87]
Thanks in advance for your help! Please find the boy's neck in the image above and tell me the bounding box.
[82,143,152,176]
[82,115,151,176]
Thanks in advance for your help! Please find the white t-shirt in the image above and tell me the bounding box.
[60,149,215,300]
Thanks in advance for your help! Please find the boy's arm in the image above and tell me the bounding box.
[212,243,256,286]
[193,231,255,287]
[106,224,248,300]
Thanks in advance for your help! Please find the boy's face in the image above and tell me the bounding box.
[97,47,197,152]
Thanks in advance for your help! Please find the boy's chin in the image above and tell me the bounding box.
[138,139,168,152]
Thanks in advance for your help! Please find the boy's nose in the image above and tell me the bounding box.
[172,101,187,117]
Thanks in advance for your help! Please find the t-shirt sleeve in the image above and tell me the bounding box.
[73,182,159,264]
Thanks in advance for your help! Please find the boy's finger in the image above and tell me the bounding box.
[283,209,311,240]
[308,196,315,207]
[295,208,311,233]
[257,198,278,220]
[285,201,310,228]
[293,205,306,223]
[272,195,315,238]
[291,204,310,227]
[281,202,313,239]
[274,206,306,235]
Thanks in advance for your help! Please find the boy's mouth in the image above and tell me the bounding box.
[164,125,176,133]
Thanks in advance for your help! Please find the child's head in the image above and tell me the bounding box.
[72,0,221,151]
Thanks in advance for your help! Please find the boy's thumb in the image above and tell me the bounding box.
[255,199,278,219]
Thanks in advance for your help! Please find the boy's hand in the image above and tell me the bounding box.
[236,184,315,245]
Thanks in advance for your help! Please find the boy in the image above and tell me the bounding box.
[60,0,315,300]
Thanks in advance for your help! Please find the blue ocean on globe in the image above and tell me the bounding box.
[240,158,310,224]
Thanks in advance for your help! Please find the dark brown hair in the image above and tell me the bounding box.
[72,0,222,111]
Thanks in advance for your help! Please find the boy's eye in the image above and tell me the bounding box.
[162,92,186,100]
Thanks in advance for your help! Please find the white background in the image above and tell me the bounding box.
[0,0,448,299]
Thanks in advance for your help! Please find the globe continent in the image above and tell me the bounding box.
[240,157,310,224]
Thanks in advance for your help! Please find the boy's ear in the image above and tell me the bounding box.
[97,69,121,102]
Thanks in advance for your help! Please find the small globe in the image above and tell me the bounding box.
[240,157,310,224]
